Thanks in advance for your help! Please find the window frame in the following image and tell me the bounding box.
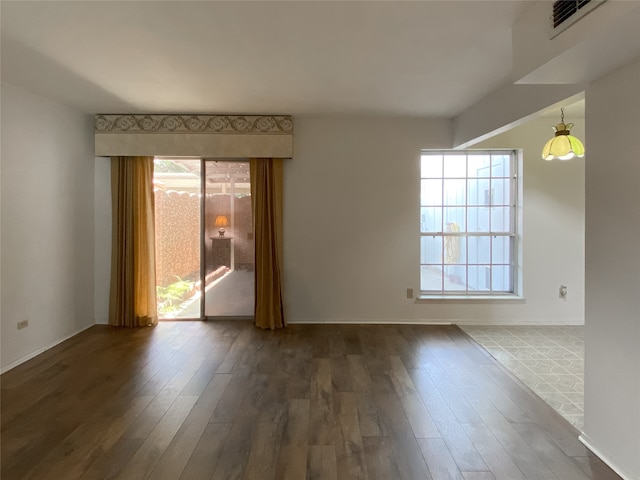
[419,149,521,298]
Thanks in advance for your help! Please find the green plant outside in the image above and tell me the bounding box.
[157,277,195,314]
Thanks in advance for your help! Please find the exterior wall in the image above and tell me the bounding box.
[203,194,253,271]
[154,190,254,288]
[233,196,254,270]
[155,189,200,286]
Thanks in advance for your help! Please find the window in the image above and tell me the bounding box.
[420,150,518,296]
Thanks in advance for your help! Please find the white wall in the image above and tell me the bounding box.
[284,117,449,323]
[94,157,111,325]
[284,116,584,325]
[475,117,585,324]
[511,0,639,84]
[582,60,640,480]
[1,83,95,372]
[89,116,586,327]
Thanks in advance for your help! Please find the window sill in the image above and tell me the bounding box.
[416,294,525,303]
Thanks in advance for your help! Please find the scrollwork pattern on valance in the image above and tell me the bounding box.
[95,114,294,135]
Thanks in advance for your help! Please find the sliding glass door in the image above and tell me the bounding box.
[153,158,202,319]
[153,158,254,319]
[203,160,254,318]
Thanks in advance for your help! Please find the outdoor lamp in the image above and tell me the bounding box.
[214,215,228,237]
[542,108,585,161]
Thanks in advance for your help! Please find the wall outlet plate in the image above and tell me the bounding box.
[406,288,414,299]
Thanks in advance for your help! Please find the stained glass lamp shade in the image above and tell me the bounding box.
[542,110,585,161]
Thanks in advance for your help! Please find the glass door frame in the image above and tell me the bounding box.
[199,158,254,321]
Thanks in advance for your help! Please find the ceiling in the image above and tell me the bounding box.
[1,0,537,117]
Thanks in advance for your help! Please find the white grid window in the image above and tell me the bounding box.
[420,150,518,296]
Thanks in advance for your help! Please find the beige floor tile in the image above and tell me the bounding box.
[461,325,584,430]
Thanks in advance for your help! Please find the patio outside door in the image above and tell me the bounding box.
[153,158,254,319]
[203,160,254,318]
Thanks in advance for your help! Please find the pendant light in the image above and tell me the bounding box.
[541,108,585,161]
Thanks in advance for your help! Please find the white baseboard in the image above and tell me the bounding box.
[579,434,638,480]
[455,318,584,326]
[287,318,453,325]
[1,324,95,374]
[287,318,583,326]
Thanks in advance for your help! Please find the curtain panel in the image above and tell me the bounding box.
[109,156,158,327]
[250,158,285,329]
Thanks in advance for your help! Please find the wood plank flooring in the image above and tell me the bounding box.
[1,322,621,480]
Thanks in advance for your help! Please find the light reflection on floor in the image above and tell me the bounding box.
[179,270,254,318]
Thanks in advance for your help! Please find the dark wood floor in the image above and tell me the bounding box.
[1,321,621,480]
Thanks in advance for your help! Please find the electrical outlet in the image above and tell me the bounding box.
[406,288,414,299]
[17,319,29,330]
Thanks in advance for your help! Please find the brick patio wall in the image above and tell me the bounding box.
[155,191,254,288]
[155,190,200,287]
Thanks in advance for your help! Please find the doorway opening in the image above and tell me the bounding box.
[153,158,254,319]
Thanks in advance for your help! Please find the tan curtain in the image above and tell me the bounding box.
[250,158,285,329]
[109,156,158,327]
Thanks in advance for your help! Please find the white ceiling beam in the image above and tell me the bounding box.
[452,83,585,149]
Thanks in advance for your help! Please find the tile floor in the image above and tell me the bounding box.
[461,325,584,430]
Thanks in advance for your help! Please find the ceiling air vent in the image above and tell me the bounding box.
[550,0,607,38]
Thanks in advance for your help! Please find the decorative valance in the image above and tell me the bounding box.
[95,114,294,158]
